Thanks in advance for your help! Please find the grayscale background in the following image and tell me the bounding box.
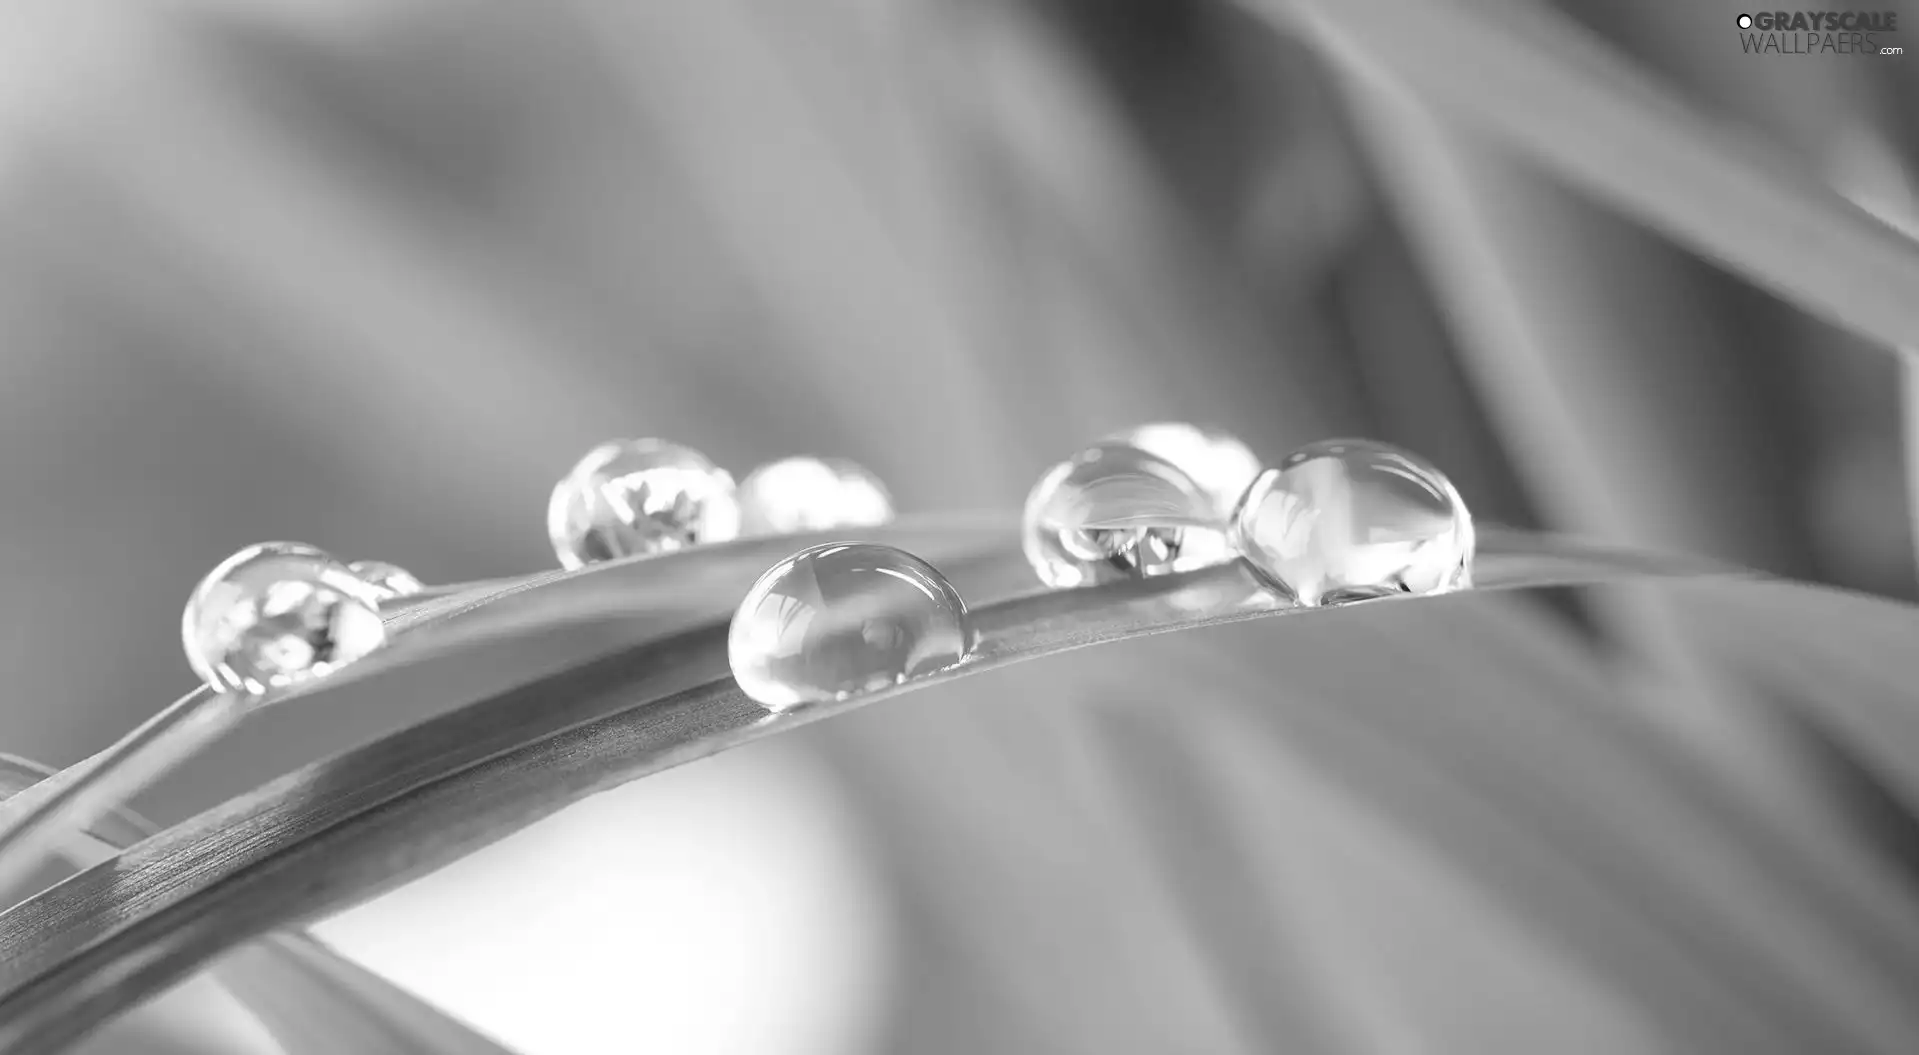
[4,1,1919,1053]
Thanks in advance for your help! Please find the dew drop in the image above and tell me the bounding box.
[1232,439,1473,607]
[737,456,895,536]
[547,439,742,569]
[182,542,387,696]
[347,559,426,601]
[729,543,974,712]
[1107,422,1263,516]
[1022,442,1229,588]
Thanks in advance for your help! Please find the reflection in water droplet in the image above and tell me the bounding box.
[1022,442,1229,588]
[547,439,741,569]
[182,542,388,696]
[1108,422,1263,517]
[1232,439,1473,607]
[348,559,426,601]
[738,457,895,536]
[729,543,974,712]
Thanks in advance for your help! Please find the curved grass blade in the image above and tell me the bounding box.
[0,756,517,1055]
[0,529,1734,1051]
[1242,0,1919,354]
[0,516,1012,918]
[0,692,239,914]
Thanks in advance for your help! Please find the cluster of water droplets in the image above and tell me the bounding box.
[724,422,1473,714]
[546,440,896,568]
[542,440,953,713]
[178,426,1468,712]
[1020,423,1472,606]
[182,437,902,696]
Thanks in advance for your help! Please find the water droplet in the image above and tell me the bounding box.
[182,542,387,696]
[729,543,974,712]
[1022,442,1229,588]
[1108,422,1263,516]
[547,439,742,569]
[737,456,895,535]
[1232,439,1473,607]
[347,559,425,600]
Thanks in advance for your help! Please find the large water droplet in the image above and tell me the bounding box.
[1022,442,1228,588]
[182,542,387,696]
[348,559,425,601]
[737,456,895,536]
[1108,422,1263,517]
[1232,439,1473,607]
[547,439,742,569]
[729,543,974,712]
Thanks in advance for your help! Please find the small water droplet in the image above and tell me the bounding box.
[547,439,741,569]
[1022,442,1229,588]
[182,542,387,696]
[347,559,425,600]
[729,543,974,712]
[737,456,895,535]
[1108,422,1263,516]
[1232,439,1473,607]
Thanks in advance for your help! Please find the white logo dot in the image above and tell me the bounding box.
[1738,14,1753,28]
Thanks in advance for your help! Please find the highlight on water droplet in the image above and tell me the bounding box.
[182,542,388,696]
[347,559,426,601]
[729,543,975,713]
[1231,438,1473,607]
[1022,441,1230,589]
[737,456,895,536]
[1107,422,1263,517]
[547,439,742,569]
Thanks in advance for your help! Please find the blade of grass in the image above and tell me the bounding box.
[1239,0,1919,354]
[0,531,1732,1051]
[0,516,1011,914]
[0,692,239,911]
[0,755,518,1055]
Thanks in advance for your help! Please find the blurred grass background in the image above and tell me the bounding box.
[7,0,1919,1051]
